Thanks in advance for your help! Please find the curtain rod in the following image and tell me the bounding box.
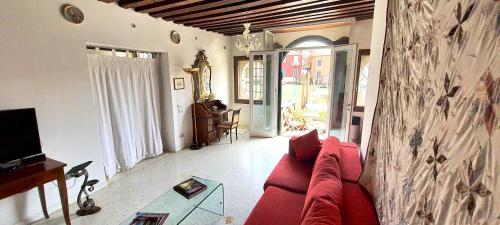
[86,46,159,58]
[86,45,159,54]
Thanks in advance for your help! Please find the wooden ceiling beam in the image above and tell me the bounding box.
[204,9,374,32]
[188,1,373,28]
[220,14,374,35]
[208,9,373,31]
[178,0,370,25]
[214,12,373,34]
[97,0,375,36]
[149,0,248,18]
[119,0,165,9]
[99,0,119,3]
[135,0,204,13]
[355,15,373,21]
[177,0,334,24]
[199,4,374,30]
[153,0,286,20]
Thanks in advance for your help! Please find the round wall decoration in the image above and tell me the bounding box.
[62,4,84,24]
[170,31,181,44]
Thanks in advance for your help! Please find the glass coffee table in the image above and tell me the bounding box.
[120,176,224,225]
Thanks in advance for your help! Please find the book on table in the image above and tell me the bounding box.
[129,212,169,225]
[173,178,207,199]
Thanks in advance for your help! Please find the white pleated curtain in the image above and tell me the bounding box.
[88,52,163,177]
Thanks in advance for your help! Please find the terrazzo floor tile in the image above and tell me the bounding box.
[31,134,289,225]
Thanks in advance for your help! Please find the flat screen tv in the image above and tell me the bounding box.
[0,108,43,165]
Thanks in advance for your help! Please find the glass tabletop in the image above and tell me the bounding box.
[120,176,224,225]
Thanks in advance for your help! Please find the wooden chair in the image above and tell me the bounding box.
[217,109,241,143]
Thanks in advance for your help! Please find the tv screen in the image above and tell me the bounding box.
[0,108,42,164]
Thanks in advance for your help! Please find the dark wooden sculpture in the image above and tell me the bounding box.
[65,161,101,216]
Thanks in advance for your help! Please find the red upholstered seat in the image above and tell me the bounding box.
[341,182,379,225]
[301,198,342,225]
[246,137,378,225]
[244,186,306,225]
[264,154,313,194]
[302,154,342,219]
[339,142,362,183]
[340,142,358,148]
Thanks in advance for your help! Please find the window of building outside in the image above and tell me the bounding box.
[317,59,322,67]
[293,68,299,77]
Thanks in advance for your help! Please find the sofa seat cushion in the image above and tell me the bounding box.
[301,198,342,225]
[244,186,306,225]
[341,182,379,225]
[290,129,322,162]
[302,154,342,219]
[264,154,313,194]
[339,142,362,183]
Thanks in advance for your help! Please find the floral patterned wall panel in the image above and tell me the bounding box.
[359,0,499,224]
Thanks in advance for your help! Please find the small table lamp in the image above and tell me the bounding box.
[183,67,203,150]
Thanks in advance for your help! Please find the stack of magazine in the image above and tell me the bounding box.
[173,178,207,199]
[129,212,169,225]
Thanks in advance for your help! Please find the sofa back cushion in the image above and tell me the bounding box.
[290,129,322,162]
[317,136,341,162]
[301,154,342,219]
[301,198,341,225]
[289,136,299,158]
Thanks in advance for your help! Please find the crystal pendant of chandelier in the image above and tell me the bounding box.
[235,23,261,56]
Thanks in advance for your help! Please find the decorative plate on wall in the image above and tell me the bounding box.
[170,31,181,44]
[62,4,84,24]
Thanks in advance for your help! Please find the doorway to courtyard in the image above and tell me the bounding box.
[277,42,358,141]
[278,47,332,138]
[247,39,358,142]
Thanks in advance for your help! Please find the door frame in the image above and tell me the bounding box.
[249,50,278,137]
[330,44,358,141]
[248,44,358,140]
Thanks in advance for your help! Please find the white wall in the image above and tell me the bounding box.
[360,1,387,162]
[353,19,373,49]
[0,1,231,225]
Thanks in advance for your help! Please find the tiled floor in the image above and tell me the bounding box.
[32,134,289,225]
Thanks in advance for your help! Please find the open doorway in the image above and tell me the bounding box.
[278,47,332,138]
[247,38,358,142]
[275,40,358,141]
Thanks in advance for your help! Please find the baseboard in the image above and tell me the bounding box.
[14,181,107,225]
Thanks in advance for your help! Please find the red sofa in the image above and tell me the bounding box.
[244,137,378,225]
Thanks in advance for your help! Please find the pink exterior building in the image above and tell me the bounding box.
[281,53,302,83]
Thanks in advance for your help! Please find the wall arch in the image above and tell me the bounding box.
[285,35,349,48]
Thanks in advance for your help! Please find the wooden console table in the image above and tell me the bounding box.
[0,158,71,225]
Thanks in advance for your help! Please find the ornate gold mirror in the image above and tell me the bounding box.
[193,50,212,102]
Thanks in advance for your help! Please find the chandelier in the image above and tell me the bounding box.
[235,23,261,56]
